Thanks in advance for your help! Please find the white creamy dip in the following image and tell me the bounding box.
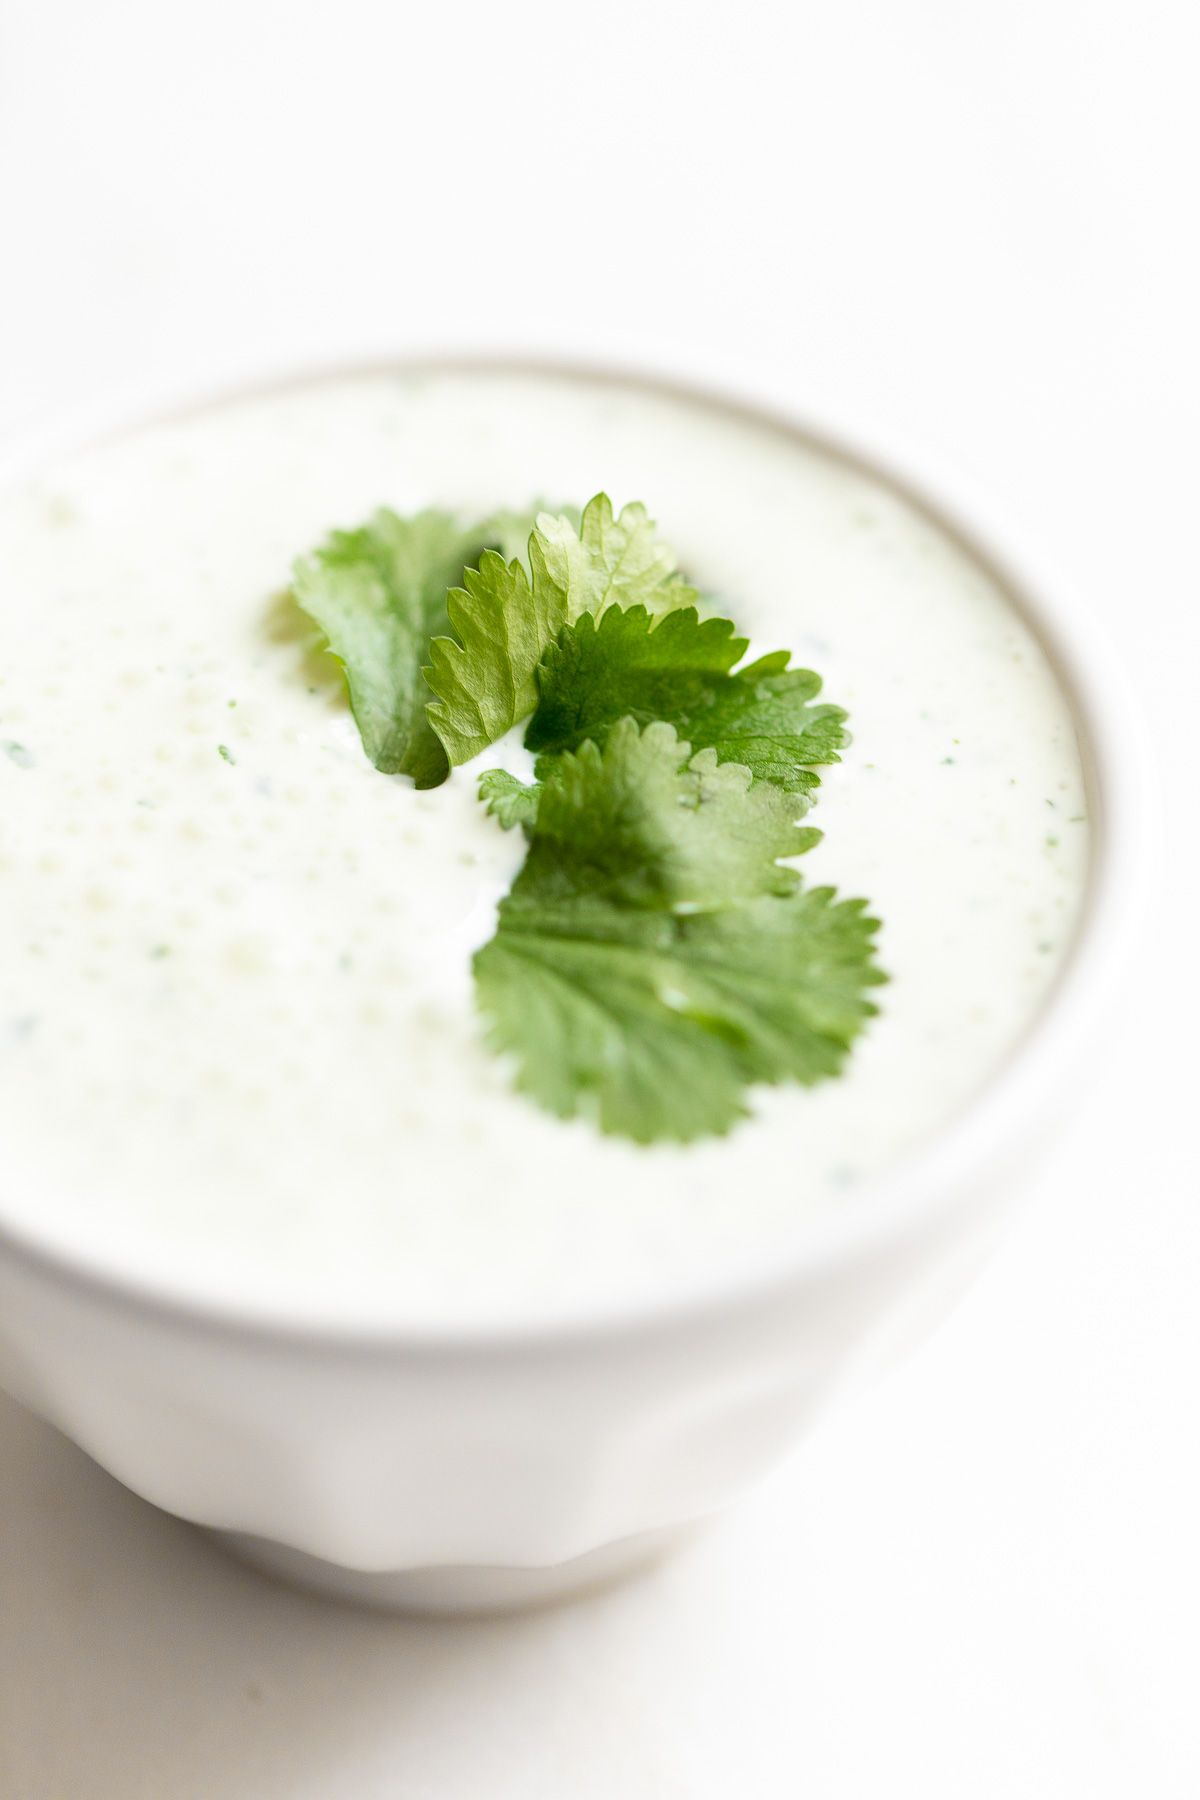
[0,369,1089,1326]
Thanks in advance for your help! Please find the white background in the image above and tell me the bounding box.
[1,2,1197,1794]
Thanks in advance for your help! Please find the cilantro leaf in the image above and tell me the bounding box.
[676,650,847,790]
[477,892,884,1142]
[423,549,564,772]
[424,495,695,768]
[474,723,882,1143]
[292,506,542,787]
[527,604,847,795]
[515,717,817,908]
[293,509,464,785]
[478,768,541,830]
[532,493,698,620]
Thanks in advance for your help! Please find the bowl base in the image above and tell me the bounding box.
[208,1520,696,1616]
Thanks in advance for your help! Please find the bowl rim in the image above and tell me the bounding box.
[0,349,1145,1354]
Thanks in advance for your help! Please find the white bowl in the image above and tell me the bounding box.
[0,356,1140,1613]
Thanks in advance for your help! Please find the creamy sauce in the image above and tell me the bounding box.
[0,370,1089,1325]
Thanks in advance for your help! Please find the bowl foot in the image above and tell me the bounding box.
[207,1520,696,1616]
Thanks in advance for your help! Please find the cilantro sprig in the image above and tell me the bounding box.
[474,721,881,1142]
[290,491,884,1143]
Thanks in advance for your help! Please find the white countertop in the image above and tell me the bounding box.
[1,2,1196,1794]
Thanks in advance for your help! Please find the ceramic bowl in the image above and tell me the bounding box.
[0,357,1139,1612]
